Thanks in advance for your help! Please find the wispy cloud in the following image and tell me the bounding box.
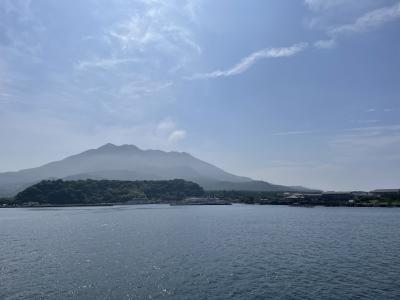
[189,2,400,79]
[0,0,199,152]
[76,58,141,70]
[329,2,400,35]
[168,130,187,142]
[75,0,202,97]
[306,1,400,50]
[365,108,395,113]
[188,43,308,79]
[107,4,201,55]
[156,118,187,144]
[314,38,336,49]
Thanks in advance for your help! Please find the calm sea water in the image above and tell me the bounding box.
[1,205,400,299]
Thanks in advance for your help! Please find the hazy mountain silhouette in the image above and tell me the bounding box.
[0,143,314,196]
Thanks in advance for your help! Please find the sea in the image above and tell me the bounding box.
[1,204,399,299]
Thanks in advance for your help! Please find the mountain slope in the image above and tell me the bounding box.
[0,143,313,196]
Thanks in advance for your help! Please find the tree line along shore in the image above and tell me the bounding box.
[0,179,399,207]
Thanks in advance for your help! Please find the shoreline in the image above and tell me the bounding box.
[1,203,400,208]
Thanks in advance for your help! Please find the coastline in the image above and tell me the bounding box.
[2,203,400,208]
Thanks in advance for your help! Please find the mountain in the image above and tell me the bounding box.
[0,143,314,196]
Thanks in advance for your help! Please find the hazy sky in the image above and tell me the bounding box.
[1,0,399,190]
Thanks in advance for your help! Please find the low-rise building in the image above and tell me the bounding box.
[371,189,400,194]
[321,192,354,202]
[284,194,304,200]
[370,189,400,199]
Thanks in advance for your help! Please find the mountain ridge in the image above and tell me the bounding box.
[0,143,316,196]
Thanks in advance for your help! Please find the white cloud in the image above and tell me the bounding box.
[188,43,308,79]
[76,58,141,70]
[109,15,159,49]
[168,130,187,142]
[314,38,336,49]
[156,117,187,144]
[73,0,202,107]
[184,0,202,22]
[306,2,400,52]
[329,2,400,35]
[107,3,201,55]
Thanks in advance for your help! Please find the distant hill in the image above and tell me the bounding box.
[15,179,204,205]
[0,143,316,196]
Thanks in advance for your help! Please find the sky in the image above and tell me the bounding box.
[0,0,399,191]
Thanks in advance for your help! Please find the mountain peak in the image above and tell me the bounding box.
[98,143,117,150]
[97,143,141,152]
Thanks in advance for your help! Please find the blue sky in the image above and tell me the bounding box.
[0,0,399,190]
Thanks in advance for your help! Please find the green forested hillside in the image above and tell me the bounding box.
[14,179,204,204]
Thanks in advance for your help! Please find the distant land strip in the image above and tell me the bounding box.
[1,180,399,208]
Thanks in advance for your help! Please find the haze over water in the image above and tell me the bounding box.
[1,205,400,299]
